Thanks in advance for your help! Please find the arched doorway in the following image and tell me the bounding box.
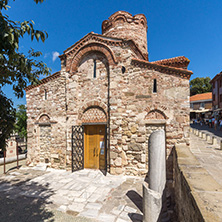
[71,106,107,172]
[82,107,107,170]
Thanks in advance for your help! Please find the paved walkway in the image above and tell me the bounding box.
[0,167,143,222]
[190,132,222,187]
[2,128,221,221]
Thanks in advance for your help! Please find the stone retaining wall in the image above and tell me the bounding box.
[173,144,221,222]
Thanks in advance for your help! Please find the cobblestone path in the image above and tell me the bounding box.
[190,132,222,187]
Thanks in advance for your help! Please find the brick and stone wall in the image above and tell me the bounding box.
[26,74,67,169]
[26,11,191,181]
[102,11,148,60]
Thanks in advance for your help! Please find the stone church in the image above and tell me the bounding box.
[25,11,192,186]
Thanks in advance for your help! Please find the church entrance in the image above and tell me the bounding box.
[71,106,107,172]
[84,125,106,170]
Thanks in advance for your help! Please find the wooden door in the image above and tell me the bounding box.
[84,125,106,169]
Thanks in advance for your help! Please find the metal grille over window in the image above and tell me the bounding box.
[72,126,84,172]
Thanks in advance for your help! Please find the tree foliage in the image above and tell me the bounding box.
[0,0,50,97]
[0,0,50,151]
[0,91,16,151]
[14,104,27,138]
[190,77,212,96]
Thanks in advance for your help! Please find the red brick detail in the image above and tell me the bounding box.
[131,58,193,80]
[78,100,107,120]
[25,72,61,91]
[82,107,107,123]
[69,43,117,74]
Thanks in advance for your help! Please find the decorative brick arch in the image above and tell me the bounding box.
[82,107,107,123]
[70,42,117,74]
[78,100,107,120]
[145,110,167,120]
[39,114,50,123]
[145,106,168,120]
[35,113,57,124]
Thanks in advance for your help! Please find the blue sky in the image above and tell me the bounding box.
[2,0,222,107]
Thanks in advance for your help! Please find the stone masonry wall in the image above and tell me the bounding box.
[26,75,67,169]
[65,53,109,169]
[26,11,190,179]
[102,11,148,59]
[108,63,190,177]
[26,44,190,178]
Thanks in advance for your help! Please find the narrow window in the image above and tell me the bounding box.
[153,79,157,93]
[44,89,47,100]
[93,60,96,78]
[121,66,126,74]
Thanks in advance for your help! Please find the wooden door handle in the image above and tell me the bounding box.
[93,148,95,157]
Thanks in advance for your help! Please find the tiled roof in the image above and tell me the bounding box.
[131,58,193,79]
[25,71,61,91]
[190,92,212,102]
[151,56,190,69]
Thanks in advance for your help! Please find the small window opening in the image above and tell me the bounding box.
[153,79,157,93]
[93,60,97,78]
[121,66,126,74]
[44,89,47,100]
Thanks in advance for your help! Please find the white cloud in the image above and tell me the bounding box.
[44,53,50,58]
[52,51,59,62]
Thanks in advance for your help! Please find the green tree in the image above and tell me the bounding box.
[14,104,27,138]
[190,77,212,96]
[0,0,50,151]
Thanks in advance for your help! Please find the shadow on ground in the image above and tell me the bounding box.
[0,172,55,222]
[126,190,143,222]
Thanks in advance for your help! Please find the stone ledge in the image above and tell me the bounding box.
[144,119,166,125]
[174,144,222,221]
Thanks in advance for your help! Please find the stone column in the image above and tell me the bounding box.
[143,129,169,222]
[148,130,166,193]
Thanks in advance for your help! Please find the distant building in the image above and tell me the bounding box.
[210,71,222,117]
[190,92,212,120]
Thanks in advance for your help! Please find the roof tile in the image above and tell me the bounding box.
[190,92,212,102]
